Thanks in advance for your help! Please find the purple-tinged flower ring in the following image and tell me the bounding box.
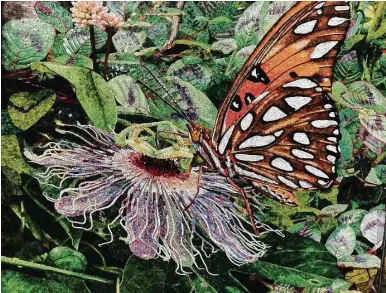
[24,123,277,273]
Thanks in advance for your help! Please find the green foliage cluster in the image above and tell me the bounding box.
[1,2,385,293]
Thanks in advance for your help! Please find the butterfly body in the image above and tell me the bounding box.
[187,1,351,214]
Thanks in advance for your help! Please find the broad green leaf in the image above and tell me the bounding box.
[360,209,385,249]
[209,17,232,34]
[365,167,384,185]
[52,33,67,58]
[53,55,93,69]
[359,109,386,144]
[342,34,365,52]
[338,254,381,269]
[46,247,87,272]
[332,81,386,114]
[167,59,212,91]
[35,1,73,33]
[120,257,169,293]
[147,16,170,49]
[150,77,217,129]
[287,220,322,242]
[107,2,140,20]
[179,2,209,43]
[57,217,83,250]
[374,165,386,184]
[2,271,73,293]
[320,204,348,217]
[334,52,362,83]
[339,127,353,164]
[234,2,265,40]
[338,209,367,235]
[260,2,295,34]
[212,39,238,54]
[8,89,56,130]
[2,2,38,22]
[108,75,150,115]
[325,225,356,259]
[112,30,146,54]
[2,19,55,71]
[63,27,107,56]
[248,232,342,288]
[1,135,30,174]
[34,62,117,130]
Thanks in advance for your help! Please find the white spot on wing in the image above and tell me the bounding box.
[305,165,329,179]
[239,135,276,149]
[315,87,323,92]
[317,9,322,15]
[315,2,325,9]
[327,137,337,143]
[311,120,338,128]
[283,78,318,89]
[327,145,337,153]
[234,165,278,184]
[240,113,254,131]
[274,130,283,137]
[256,92,270,102]
[327,155,336,163]
[218,125,235,154]
[329,112,336,118]
[235,154,264,162]
[299,180,313,188]
[293,132,310,145]
[262,106,287,122]
[292,149,314,159]
[333,129,339,135]
[324,104,333,109]
[278,175,298,188]
[335,5,350,11]
[318,179,329,185]
[294,20,317,34]
[328,17,348,26]
[271,157,293,171]
[311,41,339,59]
[285,96,312,111]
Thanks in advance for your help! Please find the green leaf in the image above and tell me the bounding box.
[331,81,386,114]
[2,19,55,71]
[1,135,30,174]
[46,247,87,272]
[287,220,322,242]
[63,27,107,56]
[35,1,73,33]
[108,75,150,115]
[338,209,368,235]
[120,256,168,293]
[107,2,140,20]
[150,77,217,129]
[325,225,356,259]
[52,33,67,58]
[167,59,212,91]
[2,271,73,293]
[320,204,348,218]
[112,30,146,54]
[34,62,117,130]
[8,89,56,130]
[248,232,342,288]
[53,55,93,69]
[360,209,385,249]
[339,127,354,165]
[338,254,381,269]
[359,109,386,144]
[209,16,232,34]
[212,39,238,54]
[58,217,83,250]
[147,16,169,49]
[365,167,384,185]
[342,34,365,52]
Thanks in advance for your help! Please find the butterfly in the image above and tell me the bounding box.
[183,1,351,234]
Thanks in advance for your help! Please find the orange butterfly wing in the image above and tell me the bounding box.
[212,1,350,204]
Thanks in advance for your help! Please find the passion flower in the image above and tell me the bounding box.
[24,123,270,273]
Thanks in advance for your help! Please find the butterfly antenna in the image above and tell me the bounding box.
[140,63,194,126]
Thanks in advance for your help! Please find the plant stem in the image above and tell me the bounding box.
[89,25,97,71]
[103,26,113,78]
[1,256,114,284]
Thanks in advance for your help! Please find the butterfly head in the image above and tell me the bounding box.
[187,123,202,143]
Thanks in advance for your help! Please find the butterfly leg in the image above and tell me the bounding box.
[226,177,260,236]
[184,166,203,211]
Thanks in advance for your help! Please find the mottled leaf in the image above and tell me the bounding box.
[325,225,356,259]
[2,19,55,71]
[34,62,117,130]
[287,221,322,242]
[46,247,87,272]
[64,27,107,56]
[108,75,150,115]
[338,254,381,269]
[1,135,30,174]
[112,30,146,54]
[35,1,73,33]
[2,2,38,22]
[359,109,386,144]
[360,209,385,249]
[320,204,348,217]
[212,39,238,54]
[107,2,140,20]
[8,89,56,130]
[338,209,367,235]
[53,55,93,69]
